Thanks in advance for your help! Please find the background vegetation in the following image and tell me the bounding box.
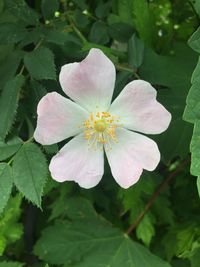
[0,0,200,266]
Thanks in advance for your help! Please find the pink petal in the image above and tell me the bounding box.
[59,48,116,111]
[109,80,171,134]
[49,133,104,189]
[34,92,88,145]
[105,128,160,189]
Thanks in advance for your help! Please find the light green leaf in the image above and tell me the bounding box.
[128,34,144,68]
[0,262,23,267]
[35,198,171,267]
[136,214,155,247]
[189,121,200,177]
[0,136,22,161]
[0,163,12,214]
[190,0,200,17]
[24,47,56,80]
[132,0,154,45]
[13,143,48,207]
[0,75,25,140]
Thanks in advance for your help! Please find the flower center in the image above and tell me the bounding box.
[94,119,107,132]
[83,111,120,150]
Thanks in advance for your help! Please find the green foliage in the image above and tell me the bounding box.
[0,75,24,140]
[13,142,48,207]
[35,198,170,267]
[24,47,56,80]
[0,163,12,213]
[0,0,199,266]
[0,195,23,255]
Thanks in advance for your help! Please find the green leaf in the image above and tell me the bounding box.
[0,136,22,161]
[13,142,48,207]
[117,0,133,25]
[24,47,56,80]
[0,50,23,90]
[128,34,144,68]
[0,262,23,267]
[35,198,171,267]
[89,21,109,45]
[190,0,200,17]
[140,43,196,161]
[0,75,25,140]
[108,22,134,43]
[132,0,154,45]
[0,195,23,255]
[136,214,155,247]
[0,23,27,44]
[0,163,13,214]
[41,0,59,20]
[4,0,39,25]
[188,27,200,53]
[189,121,200,177]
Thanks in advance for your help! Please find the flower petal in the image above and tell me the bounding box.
[105,128,160,188]
[49,133,104,189]
[34,92,89,145]
[59,48,116,111]
[109,80,171,134]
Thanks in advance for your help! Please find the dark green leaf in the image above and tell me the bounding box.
[0,23,27,44]
[0,163,13,213]
[41,0,59,20]
[108,22,134,43]
[89,21,109,45]
[0,262,23,267]
[34,199,171,267]
[24,47,56,80]
[0,136,22,161]
[4,0,39,25]
[13,142,48,207]
[0,75,25,140]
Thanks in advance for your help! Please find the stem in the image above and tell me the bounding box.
[126,158,190,235]
[66,13,87,44]
[115,64,140,79]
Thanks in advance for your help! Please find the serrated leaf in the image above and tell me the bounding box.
[189,121,200,177]
[188,27,200,53]
[0,136,22,161]
[190,0,200,17]
[0,50,23,90]
[136,214,155,247]
[34,199,171,267]
[41,0,59,20]
[24,47,56,80]
[89,21,109,45]
[128,34,144,68]
[0,163,13,213]
[13,142,48,207]
[0,75,25,140]
[0,262,23,267]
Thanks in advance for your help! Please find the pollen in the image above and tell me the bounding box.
[83,111,120,150]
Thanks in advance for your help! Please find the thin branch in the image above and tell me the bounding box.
[66,13,87,44]
[126,158,190,235]
[115,64,140,79]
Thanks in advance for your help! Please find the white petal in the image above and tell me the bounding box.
[49,133,104,189]
[109,80,171,134]
[34,92,88,145]
[59,48,116,111]
[105,128,160,188]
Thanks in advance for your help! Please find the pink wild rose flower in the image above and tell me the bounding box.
[34,48,171,189]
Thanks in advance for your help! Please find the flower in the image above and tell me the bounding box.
[34,48,171,189]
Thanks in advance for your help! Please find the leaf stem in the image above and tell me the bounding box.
[66,13,87,44]
[115,64,141,79]
[126,158,190,235]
